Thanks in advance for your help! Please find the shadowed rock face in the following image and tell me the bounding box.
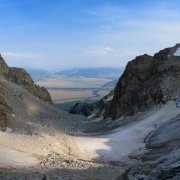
[69,89,114,118]
[0,109,6,131]
[0,55,52,104]
[0,55,9,78]
[0,82,12,131]
[0,82,12,113]
[124,156,180,180]
[104,44,180,119]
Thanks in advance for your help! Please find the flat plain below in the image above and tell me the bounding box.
[37,76,111,88]
[36,77,113,107]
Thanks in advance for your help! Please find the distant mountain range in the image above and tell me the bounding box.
[24,68,51,82]
[54,67,124,78]
[25,67,125,81]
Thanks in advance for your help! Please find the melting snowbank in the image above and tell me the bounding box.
[75,101,180,162]
[0,145,40,168]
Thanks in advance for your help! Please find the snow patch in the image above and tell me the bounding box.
[75,101,180,163]
[0,145,40,168]
[174,47,180,56]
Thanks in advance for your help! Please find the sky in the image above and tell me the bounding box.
[0,0,180,69]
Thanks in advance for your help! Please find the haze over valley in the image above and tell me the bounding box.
[25,67,124,111]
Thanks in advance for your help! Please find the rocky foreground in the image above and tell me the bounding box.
[1,44,180,179]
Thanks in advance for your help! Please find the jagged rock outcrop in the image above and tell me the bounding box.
[0,54,52,104]
[70,89,114,118]
[0,81,12,113]
[0,55,9,78]
[0,81,12,131]
[124,156,180,180]
[0,109,6,131]
[104,44,180,119]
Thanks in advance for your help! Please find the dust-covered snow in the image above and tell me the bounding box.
[75,101,180,162]
[0,145,40,168]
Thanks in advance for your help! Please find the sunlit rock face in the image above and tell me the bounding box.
[0,55,52,104]
[104,43,180,119]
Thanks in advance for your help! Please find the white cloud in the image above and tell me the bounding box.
[104,47,114,52]
[1,52,40,59]
[75,47,115,58]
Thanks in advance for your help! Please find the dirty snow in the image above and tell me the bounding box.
[75,101,180,162]
[0,145,40,168]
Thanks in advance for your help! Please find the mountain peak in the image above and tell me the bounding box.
[104,44,180,119]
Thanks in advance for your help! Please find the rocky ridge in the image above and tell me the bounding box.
[0,54,52,131]
[0,54,52,104]
[105,43,180,119]
[69,89,114,118]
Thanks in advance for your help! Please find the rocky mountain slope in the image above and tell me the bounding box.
[0,54,52,131]
[69,89,114,118]
[104,43,180,120]
[0,56,129,179]
[0,54,52,105]
[0,81,12,131]
[69,44,180,179]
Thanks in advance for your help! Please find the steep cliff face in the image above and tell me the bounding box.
[0,109,6,131]
[104,44,180,119]
[0,81,12,131]
[0,55,52,104]
[70,89,114,118]
[0,55,9,78]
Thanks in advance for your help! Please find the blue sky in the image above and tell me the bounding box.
[0,0,180,69]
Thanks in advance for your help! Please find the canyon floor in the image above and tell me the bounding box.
[1,76,180,180]
[0,77,127,180]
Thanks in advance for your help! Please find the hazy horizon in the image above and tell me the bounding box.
[22,65,125,71]
[1,0,180,69]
